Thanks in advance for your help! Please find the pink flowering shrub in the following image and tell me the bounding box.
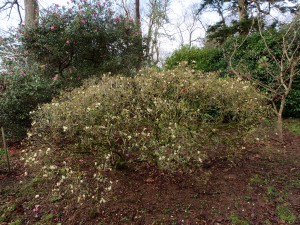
[20,0,143,77]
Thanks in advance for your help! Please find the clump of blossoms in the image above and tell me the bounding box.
[21,145,114,206]
[28,66,271,171]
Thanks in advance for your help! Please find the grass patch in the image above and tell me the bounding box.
[8,219,22,225]
[249,174,264,185]
[41,213,54,222]
[286,119,300,135]
[277,204,296,224]
[230,214,250,225]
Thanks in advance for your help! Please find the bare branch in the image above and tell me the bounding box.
[0,0,22,24]
[250,0,271,15]
[257,18,281,67]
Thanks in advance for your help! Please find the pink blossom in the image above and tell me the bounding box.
[81,19,86,24]
[79,159,84,163]
[33,205,40,212]
[21,71,25,76]
[66,39,70,44]
[50,25,55,30]
[129,18,133,22]
[94,29,98,33]
[53,74,59,80]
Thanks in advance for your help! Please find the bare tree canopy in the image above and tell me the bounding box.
[0,0,23,24]
[0,0,39,26]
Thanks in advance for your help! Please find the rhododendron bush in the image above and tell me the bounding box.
[20,0,143,77]
[29,67,271,170]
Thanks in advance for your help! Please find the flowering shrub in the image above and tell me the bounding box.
[0,32,59,139]
[29,66,270,170]
[20,0,143,77]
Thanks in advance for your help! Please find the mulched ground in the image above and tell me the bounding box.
[0,131,300,225]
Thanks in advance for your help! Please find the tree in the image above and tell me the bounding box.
[226,11,300,141]
[198,0,299,43]
[144,0,170,65]
[173,4,205,48]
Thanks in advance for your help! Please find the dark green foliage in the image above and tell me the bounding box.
[0,67,58,140]
[20,0,143,77]
[198,0,298,44]
[207,18,260,45]
[223,28,300,117]
[0,33,59,140]
[165,46,227,73]
[284,83,300,118]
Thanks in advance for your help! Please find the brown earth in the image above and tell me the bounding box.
[0,130,300,225]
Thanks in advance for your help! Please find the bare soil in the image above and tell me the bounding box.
[0,130,300,225]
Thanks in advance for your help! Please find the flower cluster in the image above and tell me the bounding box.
[28,66,271,170]
[21,146,114,205]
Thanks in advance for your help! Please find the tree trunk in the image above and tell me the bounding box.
[277,95,287,142]
[277,112,283,142]
[135,0,140,24]
[24,0,39,26]
[237,0,248,21]
[237,0,248,35]
[135,0,143,70]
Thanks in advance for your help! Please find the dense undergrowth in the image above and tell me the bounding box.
[27,66,270,171]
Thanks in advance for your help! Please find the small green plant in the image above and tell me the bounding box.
[276,204,296,224]
[163,208,171,214]
[289,123,300,135]
[8,219,22,225]
[264,219,271,225]
[266,186,277,199]
[230,214,250,225]
[0,148,6,157]
[0,215,5,222]
[290,177,300,188]
[41,213,54,221]
[249,174,264,186]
